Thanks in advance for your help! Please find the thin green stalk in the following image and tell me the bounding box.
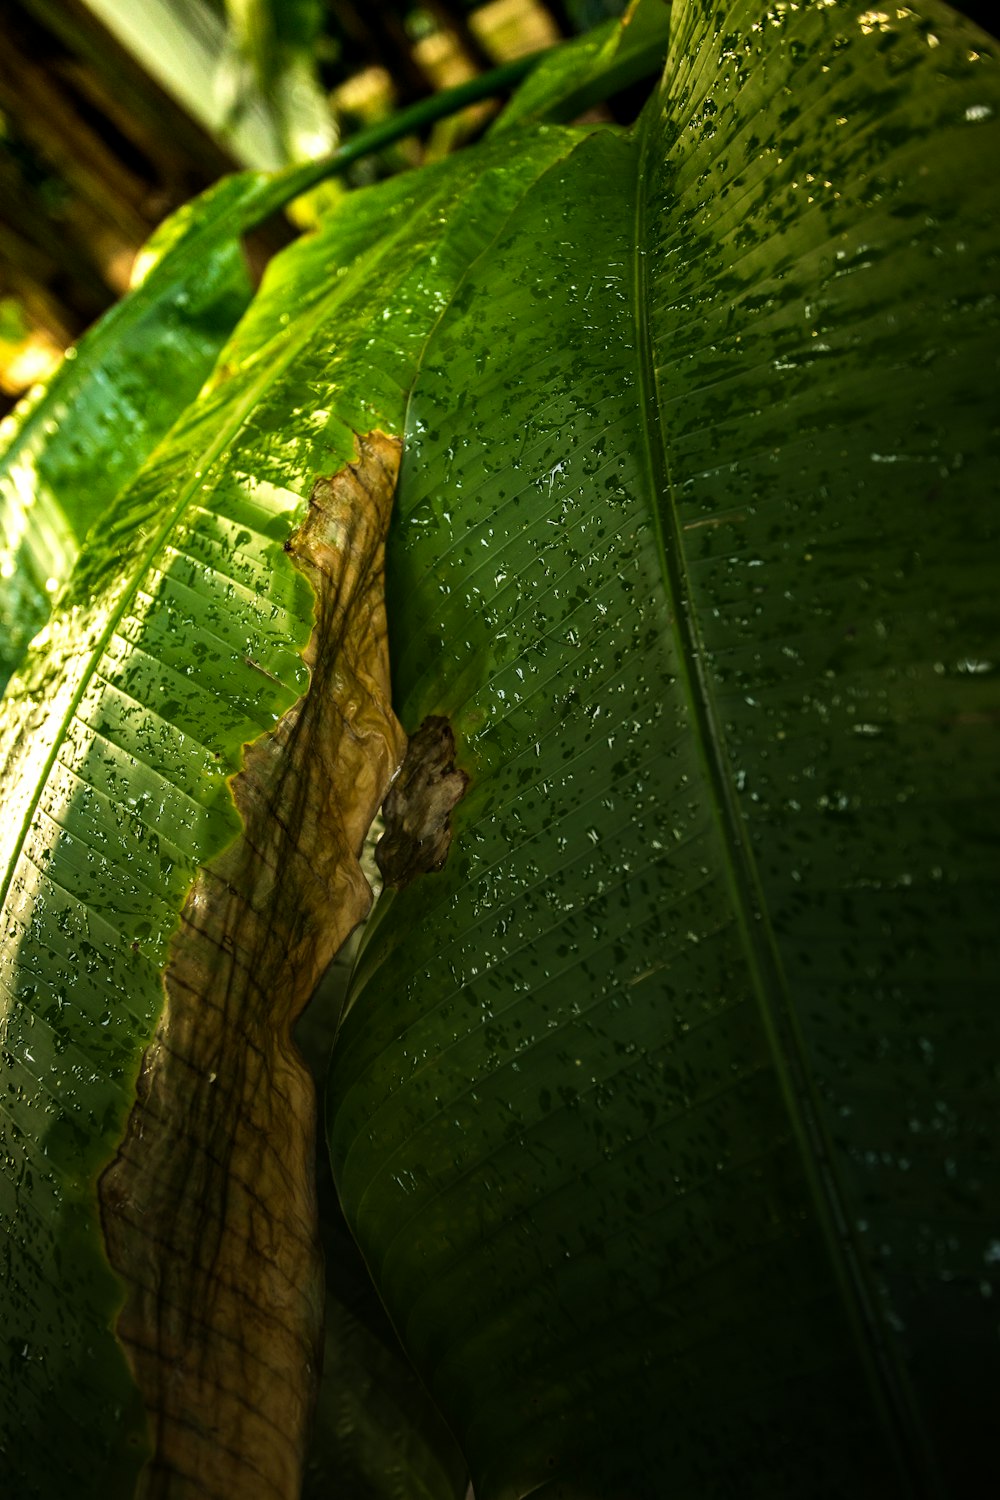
[249,54,545,225]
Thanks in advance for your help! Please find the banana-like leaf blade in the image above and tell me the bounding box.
[327,3,1000,1496]
[0,125,597,1497]
[304,1163,470,1500]
[297,873,470,1500]
[3,1,997,1493]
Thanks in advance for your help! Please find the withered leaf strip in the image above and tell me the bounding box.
[99,431,407,1499]
[375,715,469,890]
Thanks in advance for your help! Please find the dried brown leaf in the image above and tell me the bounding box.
[99,431,406,1499]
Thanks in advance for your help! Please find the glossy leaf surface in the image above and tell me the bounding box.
[327,3,1000,1497]
[303,1150,470,1500]
[297,897,471,1500]
[0,123,594,1496]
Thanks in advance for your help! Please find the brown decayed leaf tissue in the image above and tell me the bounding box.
[376,715,469,890]
[100,431,407,1499]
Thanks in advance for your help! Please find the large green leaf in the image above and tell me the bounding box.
[326,3,1000,1497]
[0,119,600,1495]
[303,1147,471,1500]
[0,106,457,697]
[0,93,498,694]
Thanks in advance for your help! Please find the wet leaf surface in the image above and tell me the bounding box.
[0,121,591,1497]
[99,432,404,1496]
[327,4,1000,1497]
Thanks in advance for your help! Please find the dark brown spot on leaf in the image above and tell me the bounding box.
[375,716,469,889]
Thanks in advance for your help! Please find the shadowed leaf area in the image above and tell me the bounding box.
[326,3,999,1498]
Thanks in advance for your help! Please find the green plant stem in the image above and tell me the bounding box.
[250,54,545,224]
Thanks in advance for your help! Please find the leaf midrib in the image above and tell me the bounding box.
[630,80,931,1496]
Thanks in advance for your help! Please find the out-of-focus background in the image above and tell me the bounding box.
[0,0,993,413]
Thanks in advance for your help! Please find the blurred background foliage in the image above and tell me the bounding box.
[0,0,632,411]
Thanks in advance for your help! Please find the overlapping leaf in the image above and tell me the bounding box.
[327,3,1000,1496]
[0,172,275,690]
[0,114,603,1495]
